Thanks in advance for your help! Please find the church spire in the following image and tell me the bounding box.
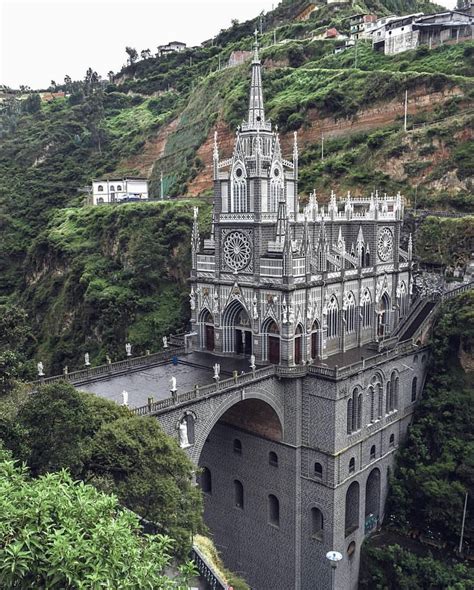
[248,30,265,129]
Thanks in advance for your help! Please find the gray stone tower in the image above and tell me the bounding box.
[187,36,425,590]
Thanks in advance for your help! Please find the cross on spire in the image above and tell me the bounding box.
[253,29,260,62]
[248,29,265,128]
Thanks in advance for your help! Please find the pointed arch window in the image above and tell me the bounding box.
[269,169,283,212]
[327,296,339,339]
[344,292,356,334]
[361,290,372,329]
[231,165,247,213]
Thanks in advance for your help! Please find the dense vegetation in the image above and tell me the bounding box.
[0,0,472,369]
[0,447,194,589]
[0,382,203,558]
[360,291,474,588]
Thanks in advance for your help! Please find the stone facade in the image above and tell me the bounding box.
[152,38,427,590]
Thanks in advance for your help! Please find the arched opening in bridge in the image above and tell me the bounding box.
[222,300,252,356]
[199,309,215,351]
[365,468,381,533]
[345,481,360,537]
[197,397,284,585]
[263,318,280,364]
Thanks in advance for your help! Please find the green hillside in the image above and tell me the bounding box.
[0,0,472,371]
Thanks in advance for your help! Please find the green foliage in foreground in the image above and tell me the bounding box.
[361,292,474,587]
[0,383,203,558]
[360,542,474,589]
[0,447,194,589]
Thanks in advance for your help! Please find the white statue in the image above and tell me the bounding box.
[125,342,132,357]
[250,355,256,370]
[37,361,44,377]
[213,292,219,314]
[189,287,196,311]
[213,363,221,381]
[307,300,314,320]
[282,297,288,324]
[179,418,190,448]
[63,366,68,375]
[106,354,112,365]
[163,336,168,349]
[84,353,90,366]
[170,376,177,392]
[121,390,129,406]
[253,295,258,320]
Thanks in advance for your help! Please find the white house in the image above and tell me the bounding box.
[371,13,424,54]
[92,178,149,205]
[158,41,186,56]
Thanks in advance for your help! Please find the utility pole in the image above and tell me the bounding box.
[404,90,408,132]
[260,12,263,34]
[160,171,164,200]
[321,134,324,161]
[274,29,277,45]
[458,492,469,555]
[354,38,358,69]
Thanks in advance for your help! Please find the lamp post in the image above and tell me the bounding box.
[326,550,342,590]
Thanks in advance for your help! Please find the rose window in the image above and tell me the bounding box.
[377,228,393,262]
[223,231,252,271]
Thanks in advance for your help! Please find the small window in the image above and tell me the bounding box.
[268,494,280,527]
[117,185,122,191]
[314,462,323,479]
[233,438,242,455]
[422,354,427,364]
[349,457,355,474]
[347,541,356,558]
[311,507,324,540]
[234,479,244,509]
[389,434,395,447]
[97,185,104,192]
[201,467,212,494]
[269,451,278,467]
[411,377,418,402]
[370,445,376,460]
[110,185,115,191]
[97,197,104,204]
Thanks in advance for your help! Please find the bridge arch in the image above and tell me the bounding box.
[190,386,284,464]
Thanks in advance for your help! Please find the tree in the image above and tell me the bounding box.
[141,49,152,60]
[125,46,139,65]
[23,93,41,114]
[87,416,203,557]
[14,383,98,476]
[0,448,194,589]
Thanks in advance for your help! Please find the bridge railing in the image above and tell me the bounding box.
[131,365,277,416]
[191,545,230,590]
[29,346,185,391]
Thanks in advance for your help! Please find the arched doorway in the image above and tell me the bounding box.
[263,318,280,364]
[199,309,215,351]
[310,320,320,360]
[377,293,390,338]
[222,300,252,355]
[345,481,360,537]
[365,468,381,533]
[294,324,303,364]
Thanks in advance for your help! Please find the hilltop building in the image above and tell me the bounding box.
[348,13,377,40]
[158,41,186,56]
[370,10,473,54]
[91,178,148,205]
[185,34,422,590]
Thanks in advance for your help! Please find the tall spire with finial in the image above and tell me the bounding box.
[248,30,265,129]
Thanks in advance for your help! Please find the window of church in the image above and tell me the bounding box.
[349,457,355,473]
[345,293,356,333]
[201,467,212,494]
[268,494,280,527]
[361,290,372,328]
[233,438,242,454]
[269,451,278,467]
[411,376,417,402]
[370,445,376,460]
[389,434,395,447]
[314,462,323,479]
[234,480,244,509]
[327,296,339,339]
[311,508,324,540]
[98,185,104,192]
